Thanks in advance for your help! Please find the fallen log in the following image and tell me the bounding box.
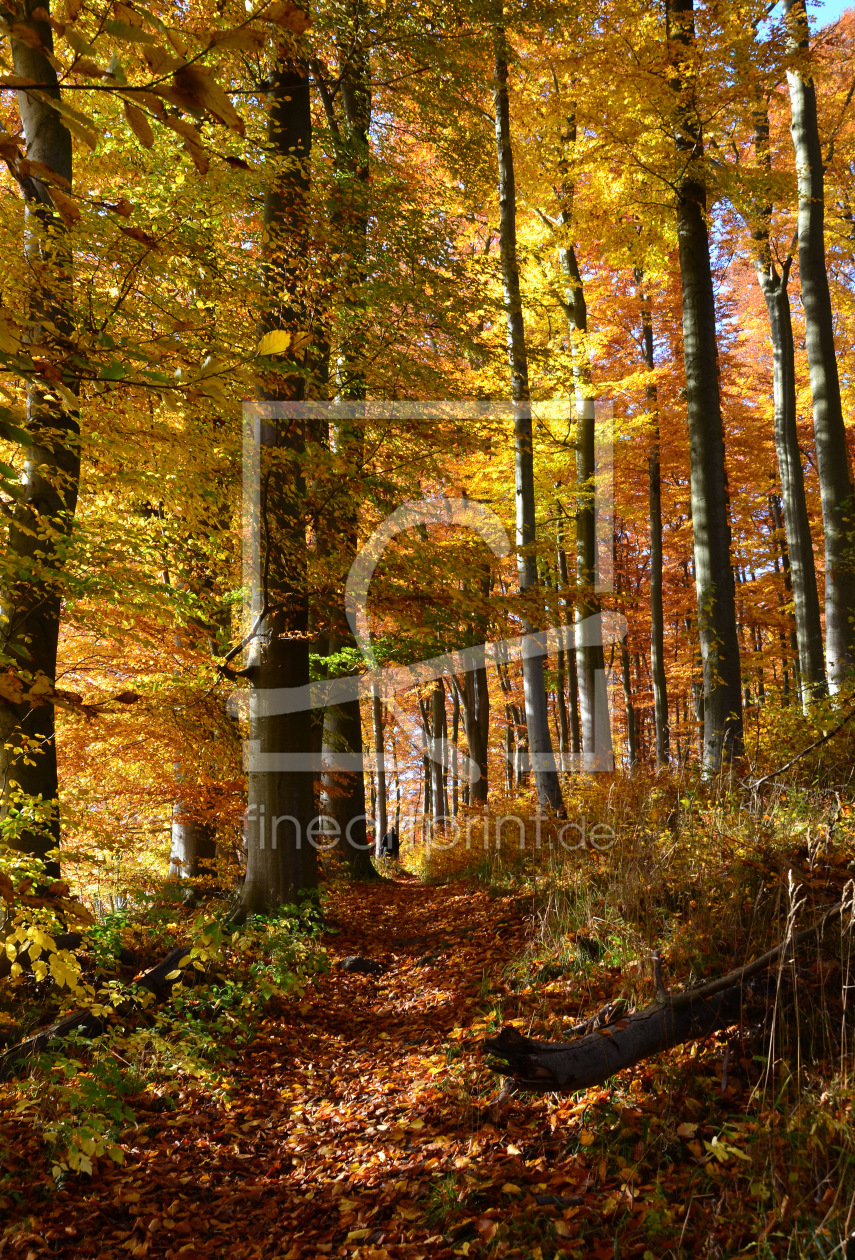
[0,944,189,1081]
[483,897,851,1092]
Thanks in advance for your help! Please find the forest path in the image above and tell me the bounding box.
[6,876,623,1260]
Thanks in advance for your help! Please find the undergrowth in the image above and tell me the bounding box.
[0,891,328,1184]
[402,712,855,1256]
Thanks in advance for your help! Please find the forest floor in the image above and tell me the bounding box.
[0,869,843,1259]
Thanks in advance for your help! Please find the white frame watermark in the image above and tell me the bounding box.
[232,401,624,777]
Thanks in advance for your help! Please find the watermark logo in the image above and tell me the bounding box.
[240,805,616,854]
[231,401,625,777]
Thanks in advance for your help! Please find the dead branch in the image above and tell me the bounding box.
[750,708,855,789]
[0,944,190,1080]
[483,898,851,1092]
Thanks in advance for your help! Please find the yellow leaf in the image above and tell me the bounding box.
[579,1129,595,1146]
[345,1229,370,1242]
[502,1182,522,1194]
[49,187,81,224]
[164,968,182,980]
[208,27,266,51]
[29,672,54,696]
[32,91,99,147]
[256,329,292,356]
[677,1122,697,1139]
[260,2,311,33]
[407,1118,425,1131]
[173,66,245,136]
[554,1221,571,1237]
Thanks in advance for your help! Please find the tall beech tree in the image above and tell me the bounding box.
[667,0,742,770]
[635,272,670,764]
[492,11,562,811]
[0,0,77,871]
[556,518,581,758]
[751,99,825,702]
[235,50,319,918]
[371,689,387,842]
[558,218,612,769]
[784,0,855,689]
[316,5,377,881]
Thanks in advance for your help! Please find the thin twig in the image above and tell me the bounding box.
[750,706,855,789]
[667,897,850,1009]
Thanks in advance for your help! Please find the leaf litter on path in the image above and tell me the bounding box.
[0,878,789,1258]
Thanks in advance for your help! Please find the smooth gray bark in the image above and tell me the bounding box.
[0,0,78,872]
[770,493,801,698]
[371,689,387,842]
[451,686,460,817]
[504,705,515,791]
[556,521,581,756]
[317,7,377,880]
[559,243,612,769]
[236,60,318,918]
[169,811,216,884]
[668,0,742,770]
[752,101,825,702]
[430,680,449,822]
[321,693,374,876]
[418,697,432,823]
[784,0,855,689]
[493,14,563,811]
[452,562,490,802]
[635,272,670,764]
[454,665,490,804]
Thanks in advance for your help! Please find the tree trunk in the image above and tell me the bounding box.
[317,8,377,881]
[235,57,318,919]
[454,665,490,805]
[372,689,387,843]
[484,901,844,1092]
[418,697,432,824]
[784,0,855,689]
[556,522,581,756]
[493,12,563,812]
[620,640,638,768]
[322,693,374,875]
[752,100,825,703]
[635,272,670,764]
[556,146,612,772]
[559,244,612,770]
[431,680,449,822]
[452,561,490,803]
[504,704,515,791]
[169,804,216,884]
[484,990,744,1092]
[770,494,801,698]
[0,0,78,873]
[451,685,460,817]
[668,0,742,770]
